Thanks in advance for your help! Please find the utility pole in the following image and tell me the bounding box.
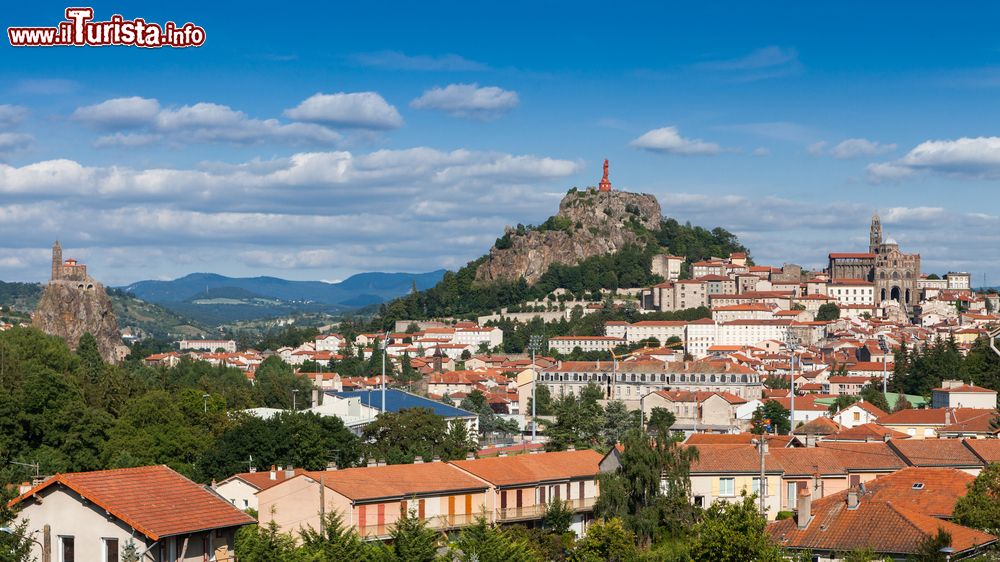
[292,389,299,411]
[878,335,889,395]
[756,438,767,516]
[381,331,389,415]
[528,335,542,443]
[319,473,326,535]
[786,332,799,431]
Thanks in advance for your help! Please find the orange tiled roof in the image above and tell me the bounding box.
[824,423,910,442]
[314,462,488,501]
[9,465,255,540]
[687,444,783,473]
[451,449,602,487]
[219,468,307,491]
[769,447,845,476]
[879,407,994,426]
[889,439,983,468]
[964,439,1000,464]
[815,442,907,472]
[684,433,797,447]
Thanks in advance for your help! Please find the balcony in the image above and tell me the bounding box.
[498,497,597,522]
[357,512,479,539]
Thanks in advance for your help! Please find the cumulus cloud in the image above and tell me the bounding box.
[72,96,342,146]
[0,147,581,282]
[410,83,519,119]
[809,138,897,159]
[284,92,403,130]
[630,126,722,156]
[350,51,489,72]
[72,97,162,129]
[868,136,1000,181]
[0,105,28,129]
[0,133,33,155]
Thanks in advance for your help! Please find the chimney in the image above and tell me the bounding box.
[465,452,475,460]
[796,488,812,529]
[498,451,507,458]
[249,466,257,473]
[367,458,377,468]
[882,432,891,443]
[432,456,441,463]
[326,462,337,471]
[284,466,295,479]
[413,456,423,464]
[567,445,576,452]
[311,387,319,408]
[847,488,860,510]
[269,466,276,480]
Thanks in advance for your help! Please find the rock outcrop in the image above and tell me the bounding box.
[475,188,662,285]
[33,242,126,363]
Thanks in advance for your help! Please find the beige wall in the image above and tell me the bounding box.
[17,487,237,562]
[215,478,259,512]
[689,474,782,519]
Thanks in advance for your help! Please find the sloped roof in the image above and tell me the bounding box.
[824,423,910,442]
[889,439,983,468]
[219,468,307,491]
[329,388,476,419]
[792,416,842,436]
[451,449,602,487]
[964,439,1000,464]
[815,442,907,472]
[769,447,845,476]
[687,444,783,473]
[9,465,255,541]
[313,462,488,501]
[684,433,797,447]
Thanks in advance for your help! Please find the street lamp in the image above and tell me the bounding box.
[292,389,300,411]
[939,546,955,562]
[877,335,890,395]
[202,393,210,414]
[528,335,543,443]
[785,332,800,430]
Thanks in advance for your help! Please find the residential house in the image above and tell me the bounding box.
[9,465,254,562]
[877,407,996,439]
[888,439,987,476]
[931,380,998,409]
[831,400,888,429]
[686,443,783,519]
[214,467,306,512]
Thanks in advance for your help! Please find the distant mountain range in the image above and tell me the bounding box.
[123,270,447,308]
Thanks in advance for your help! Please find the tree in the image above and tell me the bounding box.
[750,401,791,435]
[568,518,640,562]
[816,303,841,321]
[378,512,442,562]
[528,384,554,416]
[647,407,676,434]
[362,408,471,463]
[953,463,1000,535]
[0,488,32,562]
[910,528,952,562]
[460,390,503,435]
[451,516,542,562]
[601,400,638,446]
[688,495,784,562]
[253,357,312,410]
[234,521,298,562]
[858,384,891,414]
[298,511,374,561]
[542,498,574,535]
[545,384,605,451]
[893,393,912,412]
[828,395,859,415]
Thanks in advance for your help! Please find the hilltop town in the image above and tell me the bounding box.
[3,163,999,562]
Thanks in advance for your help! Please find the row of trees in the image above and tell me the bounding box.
[892,335,1000,397]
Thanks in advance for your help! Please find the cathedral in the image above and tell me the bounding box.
[828,214,921,308]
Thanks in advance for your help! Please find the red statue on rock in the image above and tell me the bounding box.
[598,158,613,192]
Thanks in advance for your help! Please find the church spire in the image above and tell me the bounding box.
[51,240,62,281]
[870,213,882,254]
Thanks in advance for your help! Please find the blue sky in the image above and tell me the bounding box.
[2,1,1000,286]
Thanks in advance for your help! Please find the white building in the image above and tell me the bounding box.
[548,336,625,354]
[179,339,237,353]
[827,279,875,306]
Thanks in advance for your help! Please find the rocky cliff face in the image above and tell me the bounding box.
[475,188,662,285]
[33,281,126,363]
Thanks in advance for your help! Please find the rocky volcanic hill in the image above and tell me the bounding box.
[33,281,126,363]
[475,188,662,285]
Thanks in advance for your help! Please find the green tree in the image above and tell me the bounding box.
[0,488,32,562]
[545,384,605,451]
[298,511,375,561]
[568,518,640,562]
[910,528,951,562]
[451,516,542,562]
[601,400,638,446]
[815,303,841,321]
[234,521,298,562]
[253,357,313,410]
[828,395,859,415]
[750,401,791,435]
[542,498,574,535]
[377,512,442,562]
[528,384,554,416]
[362,408,471,463]
[647,407,676,434]
[688,495,784,562]
[953,463,1000,535]
[858,384,891,414]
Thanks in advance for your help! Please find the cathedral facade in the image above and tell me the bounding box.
[828,214,921,308]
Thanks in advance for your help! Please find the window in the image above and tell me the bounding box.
[752,477,763,495]
[719,478,735,497]
[103,538,119,562]
[60,536,75,562]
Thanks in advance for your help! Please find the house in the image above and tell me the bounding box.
[768,468,996,561]
[8,465,254,562]
[639,390,748,433]
[258,461,491,539]
[877,407,996,439]
[931,380,998,409]
[822,423,910,443]
[686,443,784,518]
[815,441,907,485]
[451,449,603,535]
[213,466,307,512]
[327,388,480,433]
[888,439,987,476]
[830,400,888,429]
[768,447,849,512]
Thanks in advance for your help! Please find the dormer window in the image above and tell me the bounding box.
[911,483,924,490]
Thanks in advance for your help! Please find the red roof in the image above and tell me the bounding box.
[828,253,876,259]
[218,468,307,491]
[9,465,255,540]
[452,449,602,487]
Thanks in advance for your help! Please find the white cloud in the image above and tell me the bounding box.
[751,147,770,157]
[695,46,802,81]
[73,97,341,146]
[351,51,489,72]
[0,133,33,154]
[630,126,722,156]
[808,141,828,155]
[284,92,403,130]
[819,138,897,159]
[410,83,519,118]
[868,136,1000,181]
[72,97,162,129]
[0,105,28,129]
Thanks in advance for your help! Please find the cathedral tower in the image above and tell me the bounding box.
[869,213,882,254]
[51,241,62,281]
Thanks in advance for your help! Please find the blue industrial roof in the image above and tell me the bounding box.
[328,388,477,419]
